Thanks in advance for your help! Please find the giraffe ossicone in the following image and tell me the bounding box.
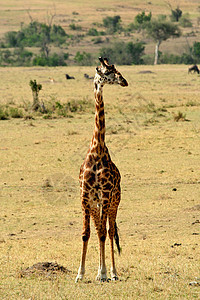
[75,57,128,283]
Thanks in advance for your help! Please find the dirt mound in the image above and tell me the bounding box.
[19,262,71,278]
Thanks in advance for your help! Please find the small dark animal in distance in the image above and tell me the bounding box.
[84,73,94,80]
[188,65,200,74]
[65,74,75,79]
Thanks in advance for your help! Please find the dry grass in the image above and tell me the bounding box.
[0,64,200,299]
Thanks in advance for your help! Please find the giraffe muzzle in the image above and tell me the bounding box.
[120,78,128,87]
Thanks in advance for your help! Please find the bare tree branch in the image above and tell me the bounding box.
[26,9,34,23]
[46,5,57,27]
[164,0,172,10]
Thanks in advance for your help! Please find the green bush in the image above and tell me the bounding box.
[3,21,67,48]
[102,15,122,34]
[0,107,9,120]
[33,53,67,66]
[69,24,82,31]
[100,41,145,65]
[159,52,195,64]
[0,48,33,66]
[92,37,103,44]
[0,50,13,65]
[192,42,200,61]
[87,28,105,36]
[9,107,23,118]
[0,106,24,119]
[88,28,99,36]
[4,31,18,47]
[74,51,94,66]
[43,99,93,119]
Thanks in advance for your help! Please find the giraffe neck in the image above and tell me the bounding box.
[90,84,105,156]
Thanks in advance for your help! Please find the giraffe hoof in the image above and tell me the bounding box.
[111,275,119,281]
[100,277,109,283]
[96,274,108,282]
[75,275,83,283]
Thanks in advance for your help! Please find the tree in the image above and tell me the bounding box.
[164,1,182,22]
[29,80,42,111]
[102,15,122,34]
[134,11,152,30]
[170,7,182,22]
[146,20,181,64]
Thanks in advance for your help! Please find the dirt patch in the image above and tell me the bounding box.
[137,70,155,74]
[186,204,200,211]
[19,262,71,278]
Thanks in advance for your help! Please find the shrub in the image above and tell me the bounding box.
[51,24,68,45]
[92,37,103,44]
[9,107,23,118]
[88,28,99,36]
[0,107,9,120]
[69,24,82,31]
[0,48,33,66]
[33,53,67,66]
[173,111,187,122]
[100,41,145,65]
[192,42,200,61]
[159,52,195,64]
[43,99,93,118]
[3,21,67,48]
[0,106,24,119]
[102,15,122,34]
[4,31,18,47]
[74,51,94,66]
[0,50,14,66]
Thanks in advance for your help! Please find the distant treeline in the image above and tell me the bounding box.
[0,11,200,66]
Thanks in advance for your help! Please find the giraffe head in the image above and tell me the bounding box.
[94,57,128,88]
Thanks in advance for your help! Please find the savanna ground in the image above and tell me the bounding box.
[0,64,200,299]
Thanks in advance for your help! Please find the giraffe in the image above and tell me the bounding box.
[75,57,128,282]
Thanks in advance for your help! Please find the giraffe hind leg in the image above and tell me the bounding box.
[108,208,120,280]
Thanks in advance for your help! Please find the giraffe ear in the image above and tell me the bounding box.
[104,58,109,66]
[103,58,116,70]
[99,57,107,68]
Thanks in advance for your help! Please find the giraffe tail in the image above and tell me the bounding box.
[114,222,121,255]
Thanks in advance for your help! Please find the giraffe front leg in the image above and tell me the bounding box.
[96,238,107,282]
[95,208,108,282]
[75,208,90,283]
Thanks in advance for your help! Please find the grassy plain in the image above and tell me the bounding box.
[0,64,200,299]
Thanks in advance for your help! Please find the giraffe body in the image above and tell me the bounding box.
[76,57,128,282]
